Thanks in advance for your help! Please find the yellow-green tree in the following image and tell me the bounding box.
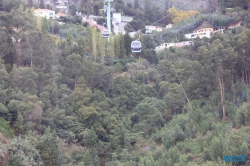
[167,7,198,23]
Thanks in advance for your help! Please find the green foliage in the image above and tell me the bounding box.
[2,3,250,166]
[36,128,62,166]
[235,101,250,126]
[7,136,42,166]
[82,127,98,148]
[0,117,14,138]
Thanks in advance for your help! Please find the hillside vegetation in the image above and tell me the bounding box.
[1,0,250,166]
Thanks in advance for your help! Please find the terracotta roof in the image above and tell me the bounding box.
[35,8,54,12]
[56,12,67,17]
[84,20,107,31]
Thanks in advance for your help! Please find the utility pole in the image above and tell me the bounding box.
[105,0,112,41]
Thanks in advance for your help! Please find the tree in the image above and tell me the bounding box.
[39,0,45,8]
[0,0,3,11]
[8,136,42,165]
[163,83,186,114]
[69,5,77,16]
[119,34,126,58]
[15,112,24,134]
[0,27,15,68]
[64,53,82,89]
[72,87,92,112]
[76,36,85,56]
[92,27,97,58]
[36,128,62,166]
[124,33,132,57]
[52,21,59,34]
[210,136,223,159]
[134,0,139,9]
[167,7,198,23]
[9,65,38,94]
[28,0,33,8]
[165,0,172,10]
[82,127,98,148]
[78,106,100,127]
[41,17,49,33]
[92,148,100,166]
[209,39,227,120]
[85,25,93,54]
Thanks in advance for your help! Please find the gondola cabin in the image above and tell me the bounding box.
[131,41,142,53]
[102,30,110,38]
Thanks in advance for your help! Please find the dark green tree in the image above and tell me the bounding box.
[41,17,49,33]
[36,128,62,166]
[28,0,33,8]
[39,0,45,8]
[134,0,140,9]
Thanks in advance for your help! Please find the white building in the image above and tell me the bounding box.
[145,29,152,34]
[145,25,164,32]
[34,8,55,19]
[212,28,224,34]
[113,13,133,23]
[113,13,122,23]
[155,41,193,52]
[185,28,213,39]
[166,23,173,29]
[129,32,137,38]
[56,5,67,9]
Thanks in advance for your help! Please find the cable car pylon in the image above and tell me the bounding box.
[102,0,113,41]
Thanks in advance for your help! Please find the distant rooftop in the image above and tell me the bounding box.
[34,8,54,12]
[121,16,133,22]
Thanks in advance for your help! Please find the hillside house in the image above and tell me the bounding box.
[84,19,107,32]
[166,23,173,29]
[185,28,213,39]
[155,41,193,52]
[34,8,55,19]
[212,28,224,34]
[145,29,152,34]
[228,21,242,29]
[145,25,164,32]
[113,13,122,22]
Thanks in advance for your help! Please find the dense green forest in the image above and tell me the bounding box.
[1,0,250,166]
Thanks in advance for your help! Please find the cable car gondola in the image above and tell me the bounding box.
[102,30,110,38]
[131,41,142,53]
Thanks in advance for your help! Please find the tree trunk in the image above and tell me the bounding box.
[248,71,250,85]
[231,73,235,103]
[74,77,77,90]
[30,54,33,68]
[43,55,46,69]
[217,63,226,120]
[218,75,226,120]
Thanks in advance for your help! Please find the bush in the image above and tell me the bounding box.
[0,117,14,138]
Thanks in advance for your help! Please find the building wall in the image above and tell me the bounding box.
[113,13,121,22]
[34,9,55,19]
[166,24,172,29]
[146,26,156,30]
[185,31,211,39]
[146,26,164,31]
[196,28,213,33]
[156,28,163,31]
[155,41,193,52]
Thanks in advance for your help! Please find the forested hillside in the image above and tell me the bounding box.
[1,0,250,166]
